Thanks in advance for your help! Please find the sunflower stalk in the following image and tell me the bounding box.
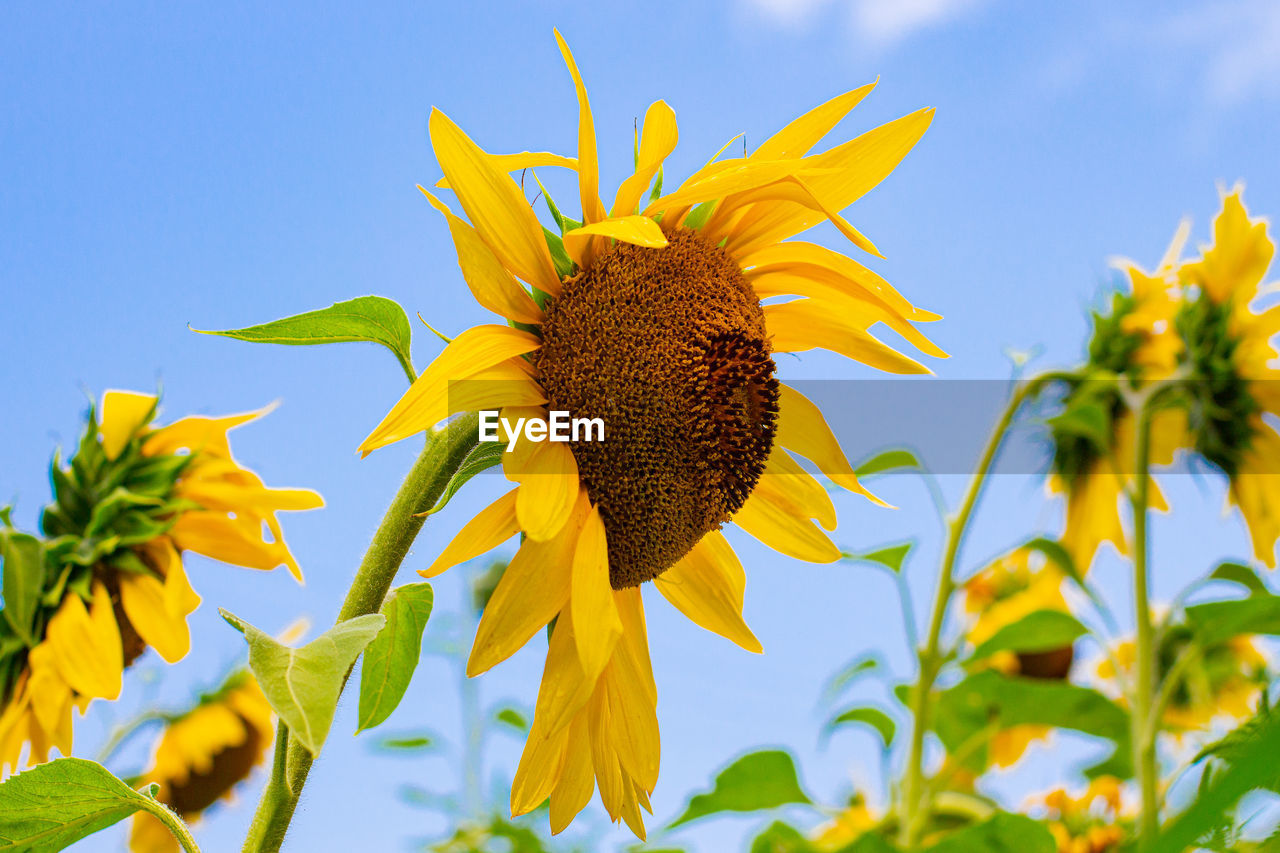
[241,412,481,853]
[899,376,1050,847]
[1129,389,1160,846]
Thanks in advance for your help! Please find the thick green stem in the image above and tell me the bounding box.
[240,413,480,853]
[147,802,203,853]
[899,379,1042,848]
[1130,400,1160,845]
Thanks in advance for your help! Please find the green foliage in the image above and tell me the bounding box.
[923,813,1055,853]
[1186,594,1280,645]
[222,609,385,755]
[373,730,437,754]
[823,706,896,749]
[494,707,529,732]
[1208,561,1271,596]
[669,750,813,828]
[967,610,1088,662]
[419,443,508,516]
[845,542,913,574]
[935,671,1130,774]
[195,295,416,381]
[0,532,43,647]
[0,757,197,852]
[854,449,923,478]
[821,654,884,704]
[357,583,435,733]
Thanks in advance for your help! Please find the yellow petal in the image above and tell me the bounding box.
[510,717,570,817]
[711,174,882,258]
[119,572,194,664]
[169,511,294,575]
[533,607,595,736]
[513,439,581,542]
[647,159,834,216]
[562,215,668,268]
[656,532,762,653]
[619,778,648,840]
[758,449,837,529]
[1230,421,1280,569]
[554,30,607,226]
[613,587,656,705]
[26,644,71,738]
[549,717,595,834]
[420,489,520,578]
[765,299,931,375]
[611,100,679,217]
[751,82,877,161]
[467,498,584,676]
[178,478,324,514]
[603,658,660,792]
[142,407,270,459]
[418,187,544,324]
[775,383,882,503]
[358,325,543,454]
[100,391,156,460]
[571,504,623,682]
[733,488,840,563]
[728,108,934,251]
[47,583,122,701]
[429,108,560,293]
[436,151,578,189]
[587,686,625,820]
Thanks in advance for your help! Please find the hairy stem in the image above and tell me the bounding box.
[240,413,480,853]
[899,378,1044,847]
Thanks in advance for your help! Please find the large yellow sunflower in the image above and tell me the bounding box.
[0,391,320,772]
[358,32,941,837]
[1176,188,1280,567]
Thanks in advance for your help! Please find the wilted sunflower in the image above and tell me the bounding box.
[129,670,274,853]
[1033,776,1129,853]
[961,548,1073,767]
[0,391,320,772]
[1048,223,1189,574]
[357,32,941,836]
[1175,188,1280,567]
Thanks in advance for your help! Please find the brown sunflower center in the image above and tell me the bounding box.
[166,714,264,816]
[534,227,779,589]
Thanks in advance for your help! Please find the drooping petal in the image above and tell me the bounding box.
[613,587,656,705]
[418,187,544,322]
[100,390,157,460]
[467,497,585,676]
[169,512,294,574]
[655,531,761,653]
[587,685,625,820]
[118,572,192,664]
[571,504,623,683]
[756,449,837,530]
[358,325,542,454]
[533,607,596,737]
[510,713,571,817]
[733,487,840,563]
[775,383,884,503]
[142,407,270,459]
[710,174,883,258]
[562,215,668,268]
[611,100,679,217]
[765,299,931,375]
[46,583,123,701]
[420,489,520,578]
[514,439,581,542]
[436,151,578,189]
[429,108,560,294]
[750,82,877,161]
[554,30,608,226]
[549,717,595,834]
[603,656,660,792]
[646,159,834,217]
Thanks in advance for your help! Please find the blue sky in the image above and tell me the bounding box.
[4,1,1280,850]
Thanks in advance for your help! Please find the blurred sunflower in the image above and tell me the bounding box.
[129,670,274,853]
[1175,188,1280,567]
[1096,626,1267,733]
[811,793,879,850]
[0,391,320,772]
[1033,776,1129,853]
[1048,223,1189,574]
[357,31,941,836]
[961,548,1073,767]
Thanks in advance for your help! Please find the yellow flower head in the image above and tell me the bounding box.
[358,32,940,837]
[0,391,319,773]
[812,793,879,850]
[1175,188,1280,567]
[129,672,275,853]
[1034,776,1130,853]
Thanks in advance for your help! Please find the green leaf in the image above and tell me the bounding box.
[823,706,896,748]
[924,812,1055,853]
[853,449,922,478]
[356,583,434,733]
[844,542,913,574]
[418,443,507,517]
[935,671,1130,774]
[372,730,437,754]
[194,296,415,381]
[0,757,197,852]
[1046,399,1109,448]
[1186,594,1280,646]
[968,610,1088,662]
[1208,561,1270,596]
[1,533,44,646]
[821,653,883,704]
[749,821,820,853]
[668,750,812,828]
[1022,537,1085,586]
[222,609,385,755]
[494,707,529,732]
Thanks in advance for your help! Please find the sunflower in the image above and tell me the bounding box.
[1033,776,1130,853]
[1175,188,1280,567]
[357,32,940,836]
[811,793,879,850]
[0,391,320,772]
[1048,222,1189,574]
[129,671,275,853]
[1095,628,1267,733]
[960,548,1073,768]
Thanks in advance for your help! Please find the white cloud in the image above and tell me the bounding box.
[742,0,987,46]
[1156,0,1280,105]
